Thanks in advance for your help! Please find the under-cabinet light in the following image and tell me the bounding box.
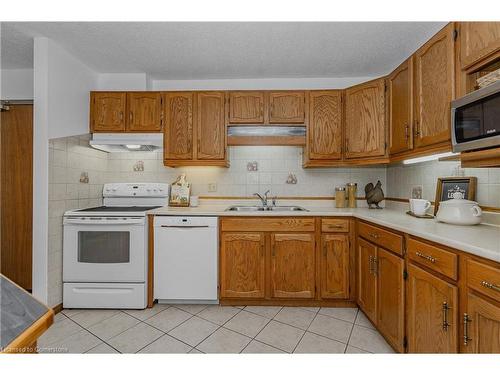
[125,145,142,150]
[402,152,458,165]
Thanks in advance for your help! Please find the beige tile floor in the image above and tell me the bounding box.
[37,305,395,354]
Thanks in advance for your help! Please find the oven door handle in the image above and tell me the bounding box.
[64,218,145,225]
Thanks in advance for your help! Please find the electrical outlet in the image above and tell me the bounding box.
[208,183,217,192]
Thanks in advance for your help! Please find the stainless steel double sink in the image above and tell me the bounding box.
[225,205,308,212]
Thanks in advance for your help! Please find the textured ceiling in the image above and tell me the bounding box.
[1,22,447,79]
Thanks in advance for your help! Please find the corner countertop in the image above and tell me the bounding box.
[149,200,500,263]
[0,275,54,353]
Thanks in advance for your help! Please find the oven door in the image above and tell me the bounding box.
[63,217,146,283]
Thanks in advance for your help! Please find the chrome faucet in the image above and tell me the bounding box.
[254,190,270,207]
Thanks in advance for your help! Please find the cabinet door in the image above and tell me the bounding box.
[463,293,500,353]
[407,264,458,353]
[127,92,162,132]
[270,233,315,299]
[220,232,265,299]
[268,91,305,123]
[345,79,386,159]
[196,92,226,160]
[460,22,500,70]
[414,24,454,148]
[376,248,405,352]
[320,234,349,299]
[90,92,126,132]
[163,92,194,160]
[228,91,264,124]
[357,238,377,322]
[307,91,343,160]
[388,58,413,155]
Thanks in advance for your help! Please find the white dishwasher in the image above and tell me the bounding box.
[154,216,218,303]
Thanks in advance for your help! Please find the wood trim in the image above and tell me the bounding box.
[52,303,63,315]
[227,135,305,146]
[164,159,229,167]
[388,142,451,163]
[2,309,54,353]
[460,148,500,168]
[220,299,357,307]
[147,214,154,308]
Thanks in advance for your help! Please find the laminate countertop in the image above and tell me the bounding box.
[149,200,500,263]
[0,275,54,353]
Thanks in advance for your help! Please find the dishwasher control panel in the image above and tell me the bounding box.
[154,216,218,227]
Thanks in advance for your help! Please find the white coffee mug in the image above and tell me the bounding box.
[410,198,431,216]
[190,196,199,207]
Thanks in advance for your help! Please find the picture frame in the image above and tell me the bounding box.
[434,176,477,215]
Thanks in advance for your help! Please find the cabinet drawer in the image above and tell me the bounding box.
[408,238,458,280]
[358,221,403,256]
[321,218,349,233]
[220,217,315,232]
[466,259,500,302]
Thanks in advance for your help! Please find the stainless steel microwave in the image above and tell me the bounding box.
[451,80,500,152]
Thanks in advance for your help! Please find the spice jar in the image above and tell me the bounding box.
[335,186,346,208]
[346,182,358,208]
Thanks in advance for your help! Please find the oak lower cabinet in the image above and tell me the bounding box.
[407,263,458,353]
[357,238,377,322]
[270,233,315,299]
[320,234,349,299]
[220,232,265,298]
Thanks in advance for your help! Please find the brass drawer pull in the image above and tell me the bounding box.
[369,255,374,274]
[369,233,379,239]
[480,281,500,293]
[328,224,344,229]
[416,251,436,263]
[442,302,450,331]
[463,313,472,346]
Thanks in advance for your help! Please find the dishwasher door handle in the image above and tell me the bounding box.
[160,225,210,228]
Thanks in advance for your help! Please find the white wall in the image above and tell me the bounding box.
[151,77,377,91]
[33,37,99,305]
[0,69,34,99]
[98,73,148,90]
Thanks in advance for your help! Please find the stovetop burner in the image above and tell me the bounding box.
[76,206,161,213]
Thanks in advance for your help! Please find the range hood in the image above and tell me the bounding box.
[89,133,163,152]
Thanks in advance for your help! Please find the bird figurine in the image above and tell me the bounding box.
[365,181,385,209]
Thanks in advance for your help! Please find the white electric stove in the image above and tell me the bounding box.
[63,183,169,309]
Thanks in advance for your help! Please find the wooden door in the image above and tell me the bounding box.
[90,92,126,132]
[357,238,377,322]
[307,91,342,160]
[345,78,386,159]
[320,234,349,299]
[126,92,162,132]
[463,293,500,353]
[220,233,265,298]
[268,91,305,123]
[1,105,33,290]
[163,92,194,160]
[196,92,226,160]
[270,233,315,299]
[414,24,454,148]
[407,264,458,353]
[460,22,500,70]
[376,248,405,352]
[388,58,413,155]
[228,91,264,124]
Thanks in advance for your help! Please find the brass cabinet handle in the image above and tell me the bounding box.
[442,302,451,331]
[119,111,124,121]
[369,233,379,239]
[463,313,472,346]
[373,256,378,276]
[404,124,409,141]
[129,111,133,123]
[328,224,344,229]
[414,120,420,136]
[416,251,436,263]
[368,255,374,274]
[480,280,500,293]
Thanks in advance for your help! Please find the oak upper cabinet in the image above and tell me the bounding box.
[414,24,454,149]
[460,22,500,70]
[270,233,315,299]
[306,91,343,162]
[376,248,405,352]
[345,78,386,159]
[196,92,226,160]
[388,58,413,155]
[268,91,306,124]
[463,293,500,353]
[220,232,266,299]
[90,92,126,132]
[320,234,349,299]
[357,238,377,323]
[228,91,265,124]
[126,92,162,132]
[407,264,458,353]
[163,92,194,161]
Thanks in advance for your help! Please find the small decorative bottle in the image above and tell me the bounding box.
[335,186,346,208]
[347,182,358,208]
